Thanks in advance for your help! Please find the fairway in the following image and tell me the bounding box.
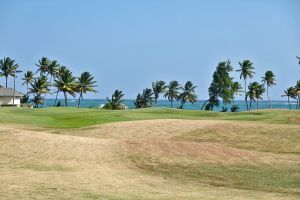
[0,108,300,199]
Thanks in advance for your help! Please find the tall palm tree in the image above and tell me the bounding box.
[231,81,243,104]
[22,70,35,95]
[0,57,18,88]
[76,71,97,108]
[281,87,297,110]
[106,90,125,110]
[36,57,50,75]
[236,60,255,110]
[47,60,59,83]
[178,81,197,109]
[54,67,77,107]
[152,80,166,104]
[262,70,276,108]
[11,65,22,105]
[295,80,300,110]
[53,66,67,106]
[164,80,180,108]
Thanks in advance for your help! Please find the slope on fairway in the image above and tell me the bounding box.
[0,117,299,199]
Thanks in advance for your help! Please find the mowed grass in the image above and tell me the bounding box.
[0,107,299,128]
[0,107,300,199]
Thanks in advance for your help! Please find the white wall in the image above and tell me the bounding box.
[0,97,21,106]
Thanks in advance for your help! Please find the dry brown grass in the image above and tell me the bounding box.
[1,119,300,199]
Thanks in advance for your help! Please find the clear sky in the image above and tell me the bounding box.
[0,0,299,100]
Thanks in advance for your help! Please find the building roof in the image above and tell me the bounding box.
[0,88,23,97]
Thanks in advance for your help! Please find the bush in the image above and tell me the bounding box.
[231,104,239,112]
[103,103,127,110]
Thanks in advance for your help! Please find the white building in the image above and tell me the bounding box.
[0,88,23,107]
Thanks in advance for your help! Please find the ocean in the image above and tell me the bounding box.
[42,99,297,111]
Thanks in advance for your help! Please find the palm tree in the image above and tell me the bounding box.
[152,80,166,104]
[231,81,243,104]
[22,70,35,95]
[29,77,50,108]
[47,60,59,83]
[11,65,22,105]
[76,72,97,108]
[54,67,77,107]
[262,70,276,108]
[178,81,197,109]
[164,80,180,108]
[236,60,255,110]
[0,57,18,88]
[247,82,265,110]
[134,88,154,108]
[281,87,297,110]
[53,66,67,106]
[105,90,125,110]
[36,57,50,75]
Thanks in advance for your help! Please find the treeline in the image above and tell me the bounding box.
[0,56,299,111]
[0,57,97,108]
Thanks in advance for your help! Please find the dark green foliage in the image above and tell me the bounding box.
[76,71,97,108]
[178,81,197,109]
[220,106,228,112]
[231,104,239,112]
[247,82,265,110]
[164,80,180,108]
[282,87,297,110]
[134,88,154,108]
[207,60,234,110]
[20,95,29,104]
[262,70,276,108]
[105,90,125,110]
[152,80,166,104]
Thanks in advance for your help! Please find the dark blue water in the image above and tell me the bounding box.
[43,99,297,111]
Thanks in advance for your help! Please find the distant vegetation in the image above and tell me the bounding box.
[0,56,299,111]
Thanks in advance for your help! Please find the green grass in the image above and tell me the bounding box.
[0,107,299,128]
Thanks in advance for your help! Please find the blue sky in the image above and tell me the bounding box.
[0,0,299,100]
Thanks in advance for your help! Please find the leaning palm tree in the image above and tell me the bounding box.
[262,70,276,108]
[231,81,243,104]
[36,57,50,76]
[22,70,35,95]
[105,90,125,110]
[236,60,255,110]
[134,88,154,108]
[76,72,97,108]
[0,57,18,88]
[152,80,166,104]
[54,67,77,107]
[248,82,265,110]
[53,65,68,106]
[281,87,297,110]
[178,81,197,109]
[164,80,180,108]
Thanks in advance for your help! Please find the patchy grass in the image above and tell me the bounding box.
[0,107,299,128]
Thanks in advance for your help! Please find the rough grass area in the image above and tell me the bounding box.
[0,107,299,128]
[0,108,300,199]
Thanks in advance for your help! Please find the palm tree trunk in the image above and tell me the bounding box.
[288,97,291,110]
[13,76,15,106]
[249,100,252,110]
[54,91,59,107]
[200,100,208,110]
[256,100,259,110]
[244,80,248,111]
[5,76,8,88]
[77,92,82,108]
[267,86,271,109]
[171,98,173,108]
[64,92,68,107]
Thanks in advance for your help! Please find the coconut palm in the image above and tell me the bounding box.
[76,72,97,108]
[11,65,22,105]
[281,87,297,110]
[22,70,35,95]
[53,66,68,106]
[295,80,300,109]
[247,82,265,110]
[231,81,243,104]
[236,60,255,110]
[36,57,50,75]
[134,88,154,108]
[29,76,50,108]
[152,80,166,104]
[178,81,197,109]
[262,70,276,108]
[105,90,125,110]
[164,80,180,108]
[0,57,19,88]
[47,60,59,83]
[53,67,77,107]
